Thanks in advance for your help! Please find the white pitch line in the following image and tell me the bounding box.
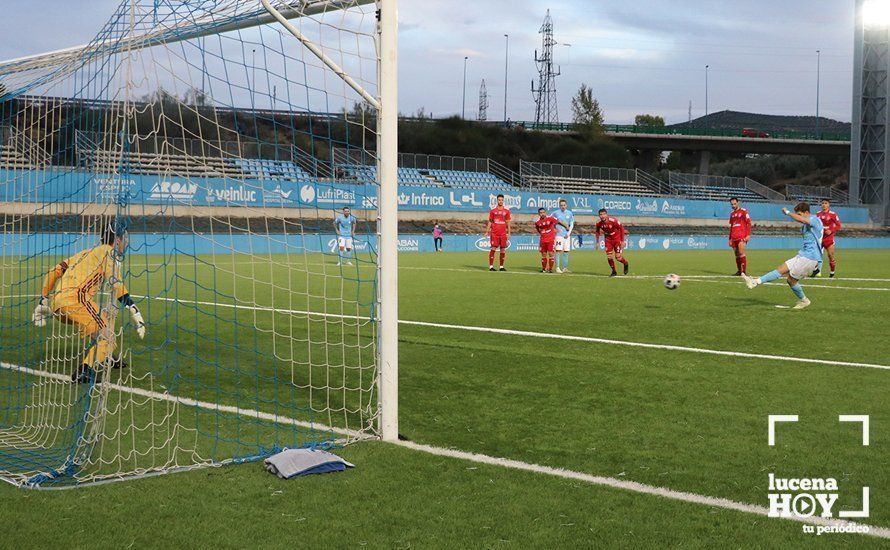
[396,440,890,540]
[137,296,890,371]
[398,319,890,371]
[399,265,890,284]
[0,361,360,439]
[2,360,886,539]
[684,279,890,292]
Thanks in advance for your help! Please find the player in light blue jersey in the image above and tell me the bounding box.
[743,202,824,309]
[334,206,359,265]
[551,199,575,273]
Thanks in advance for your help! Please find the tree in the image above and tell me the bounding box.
[183,87,210,107]
[634,114,665,127]
[570,84,604,133]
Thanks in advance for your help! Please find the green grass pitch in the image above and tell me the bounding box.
[1,248,889,547]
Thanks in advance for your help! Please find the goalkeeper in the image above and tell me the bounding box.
[32,224,146,383]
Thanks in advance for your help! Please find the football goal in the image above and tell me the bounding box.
[0,0,398,488]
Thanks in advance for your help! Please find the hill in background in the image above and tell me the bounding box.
[668,110,850,134]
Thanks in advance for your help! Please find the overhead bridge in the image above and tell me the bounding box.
[605,131,850,156]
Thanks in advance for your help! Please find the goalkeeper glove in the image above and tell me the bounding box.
[32,297,52,327]
[127,304,146,339]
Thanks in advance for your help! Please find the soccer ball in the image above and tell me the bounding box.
[663,274,680,290]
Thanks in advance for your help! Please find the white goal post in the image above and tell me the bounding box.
[0,0,399,487]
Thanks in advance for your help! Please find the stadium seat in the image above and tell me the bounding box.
[525,175,656,196]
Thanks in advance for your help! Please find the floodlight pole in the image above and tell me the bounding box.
[816,49,821,138]
[705,65,709,128]
[462,56,469,118]
[504,34,509,123]
[378,0,399,442]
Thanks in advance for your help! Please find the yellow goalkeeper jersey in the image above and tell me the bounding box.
[43,244,129,306]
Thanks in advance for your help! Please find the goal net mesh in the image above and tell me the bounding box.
[0,0,382,487]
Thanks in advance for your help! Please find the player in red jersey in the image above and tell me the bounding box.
[534,208,569,273]
[728,197,752,276]
[485,194,512,271]
[816,198,842,278]
[595,209,630,277]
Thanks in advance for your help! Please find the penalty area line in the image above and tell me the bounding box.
[137,296,890,371]
[399,320,890,372]
[395,440,890,540]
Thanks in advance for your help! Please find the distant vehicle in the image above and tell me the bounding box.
[741,128,770,138]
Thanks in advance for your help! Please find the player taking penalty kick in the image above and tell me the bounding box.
[728,197,751,275]
[486,194,512,271]
[816,199,842,278]
[535,208,569,273]
[595,209,630,277]
[743,202,824,309]
[31,225,146,383]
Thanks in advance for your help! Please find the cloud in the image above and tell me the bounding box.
[0,0,857,124]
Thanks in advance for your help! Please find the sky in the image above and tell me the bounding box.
[0,0,857,125]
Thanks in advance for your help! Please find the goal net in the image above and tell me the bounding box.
[0,0,397,487]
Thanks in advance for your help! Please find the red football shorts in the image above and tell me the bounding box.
[604,238,623,254]
[821,235,835,249]
[729,238,746,248]
[490,234,509,249]
[539,240,555,253]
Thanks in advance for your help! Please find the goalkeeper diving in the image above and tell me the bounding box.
[32,224,146,383]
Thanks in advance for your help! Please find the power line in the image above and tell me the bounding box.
[532,10,560,125]
[478,79,489,121]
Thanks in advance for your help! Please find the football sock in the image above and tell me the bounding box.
[618,256,628,266]
[790,283,806,300]
[499,252,506,267]
[739,255,747,273]
[829,258,836,272]
[548,258,554,271]
[735,256,741,271]
[563,252,569,270]
[541,257,547,270]
[608,258,616,270]
[553,254,560,269]
[759,269,782,284]
[489,250,495,266]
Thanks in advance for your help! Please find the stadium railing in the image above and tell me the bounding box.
[786,184,855,205]
[668,172,774,202]
[511,121,851,142]
[519,160,660,197]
